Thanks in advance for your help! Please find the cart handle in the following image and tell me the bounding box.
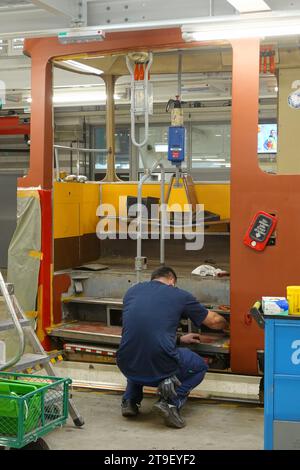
[250,301,265,330]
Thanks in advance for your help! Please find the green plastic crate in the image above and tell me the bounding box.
[0,382,41,435]
[0,372,71,449]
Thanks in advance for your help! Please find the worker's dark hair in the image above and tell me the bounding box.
[151,266,177,282]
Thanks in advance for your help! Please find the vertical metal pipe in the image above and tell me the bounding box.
[178,52,182,97]
[54,147,60,181]
[136,158,163,283]
[158,163,165,265]
[76,146,80,177]
[136,172,149,283]
[137,173,149,259]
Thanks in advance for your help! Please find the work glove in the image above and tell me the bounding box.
[157,375,181,401]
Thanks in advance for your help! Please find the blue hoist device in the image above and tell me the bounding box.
[166,96,186,167]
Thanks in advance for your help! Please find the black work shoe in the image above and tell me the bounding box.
[153,399,170,417]
[153,399,186,428]
[121,399,139,417]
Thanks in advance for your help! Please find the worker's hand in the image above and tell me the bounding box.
[179,333,201,345]
[158,375,181,401]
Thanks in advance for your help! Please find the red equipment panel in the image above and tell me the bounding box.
[0,116,30,135]
[244,211,277,251]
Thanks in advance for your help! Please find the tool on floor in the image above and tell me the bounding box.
[0,271,84,432]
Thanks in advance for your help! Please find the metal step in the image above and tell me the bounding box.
[48,321,122,345]
[9,353,50,372]
[63,343,117,364]
[63,296,123,307]
[0,318,31,331]
[62,296,230,315]
[64,343,117,356]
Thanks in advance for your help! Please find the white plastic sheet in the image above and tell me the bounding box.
[7,192,41,313]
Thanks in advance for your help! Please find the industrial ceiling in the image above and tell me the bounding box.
[0,1,299,37]
[0,0,299,108]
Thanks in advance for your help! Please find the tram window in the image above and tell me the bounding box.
[258,38,300,175]
[93,126,130,171]
[191,123,230,170]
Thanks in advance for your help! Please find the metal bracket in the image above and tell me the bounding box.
[135,256,147,271]
[7,284,14,295]
[71,275,89,295]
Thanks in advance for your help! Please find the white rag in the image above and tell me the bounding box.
[192,265,224,277]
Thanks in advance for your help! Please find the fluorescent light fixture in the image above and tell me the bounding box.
[181,84,210,92]
[26,92,120,105]
[182,11,300,41]
[206,158,226,161]
[58,29,105,44]
[61,60,104,76]
[155,144,168,153]
[226,0,270,13]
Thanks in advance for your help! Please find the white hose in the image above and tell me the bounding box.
[126,53,153,148]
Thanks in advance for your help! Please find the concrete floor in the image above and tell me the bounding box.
[45,390,263,450]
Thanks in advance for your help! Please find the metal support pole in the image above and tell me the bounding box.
[54,147,60,181]
[76,143,80,177]
[136,157,163,283]
[103,75,121,182]
[175,164,182,187]
[158,163,165,266]
[178,51,182,97]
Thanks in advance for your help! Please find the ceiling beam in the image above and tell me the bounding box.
[31,0,87,26]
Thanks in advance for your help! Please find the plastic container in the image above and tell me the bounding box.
[0,381,41,435]
[287,286,300,315]
[0,372,71,449]
[262,297,289,315]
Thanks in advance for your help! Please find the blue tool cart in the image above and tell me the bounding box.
[251,302,300,450]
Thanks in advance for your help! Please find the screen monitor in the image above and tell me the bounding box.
[258,124,277,154]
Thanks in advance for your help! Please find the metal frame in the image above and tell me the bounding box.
[0,273,24,371]
[54,144,107,179]
[18,30,300,375]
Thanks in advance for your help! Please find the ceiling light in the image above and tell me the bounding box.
[226,0,271,13]
[58,29,105,44]
[53,92,108,104]
[26,92,120,105]
[206,158,226,161]
[155,144,168,153]
[182,11,300,42]
[61,60,104,76]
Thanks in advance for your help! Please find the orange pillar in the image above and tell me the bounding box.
[18,57,53,189]
[18,55,53,349]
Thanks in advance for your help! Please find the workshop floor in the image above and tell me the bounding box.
[45,391,263,450]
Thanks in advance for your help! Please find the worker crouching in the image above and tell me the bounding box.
[117,266,229,428]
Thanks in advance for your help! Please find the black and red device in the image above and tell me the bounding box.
[244,211,277,251]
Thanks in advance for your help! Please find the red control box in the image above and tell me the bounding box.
[243,211,277,251]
